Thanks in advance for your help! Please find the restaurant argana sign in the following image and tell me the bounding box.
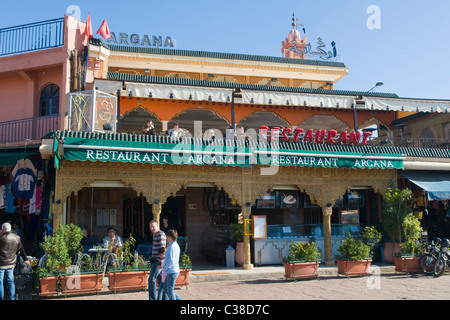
[61,137,404,170]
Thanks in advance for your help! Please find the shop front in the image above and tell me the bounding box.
[43,131,402,268]
[251,187,380,265]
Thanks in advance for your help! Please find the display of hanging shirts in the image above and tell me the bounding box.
[5,183,15,213]
[12,159,37,199]
[0,185,5,209]
[29,184,43,214]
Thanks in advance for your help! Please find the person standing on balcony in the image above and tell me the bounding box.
[143,120,155,135]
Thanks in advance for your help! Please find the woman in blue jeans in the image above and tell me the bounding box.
[162,229,183,300]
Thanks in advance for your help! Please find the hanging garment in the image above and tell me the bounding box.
[12,159,37,199]
[0,185,5,209]
[5,183,15,213]
[29,184,42,214]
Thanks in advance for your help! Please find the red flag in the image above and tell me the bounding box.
[84,13,93,42]
[96,19,111,39]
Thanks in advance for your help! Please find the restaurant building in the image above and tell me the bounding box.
[2,14,450,268]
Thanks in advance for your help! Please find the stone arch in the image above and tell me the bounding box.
[297,114,350,132]
[120,106,162,134]
[237,111,290,130]
[170,108,230,135]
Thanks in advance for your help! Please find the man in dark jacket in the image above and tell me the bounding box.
[0,222,29,300]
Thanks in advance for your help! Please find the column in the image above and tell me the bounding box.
[161,120,168,132]
[152,203,162,224]
[322,205,334,266]
[52,203,63,231]
[241,206,253,270]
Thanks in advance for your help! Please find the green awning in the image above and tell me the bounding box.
[62,137,404,170]
[0,151,37,167]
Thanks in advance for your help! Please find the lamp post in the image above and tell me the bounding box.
[116,89,121,133]
[368,82,384,92]
[231,88,242,132]
[353,82,384,132]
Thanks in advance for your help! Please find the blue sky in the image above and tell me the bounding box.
[2,0,450,100]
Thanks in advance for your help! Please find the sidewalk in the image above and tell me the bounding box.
[38,262,396,300]
[188,263,395,282]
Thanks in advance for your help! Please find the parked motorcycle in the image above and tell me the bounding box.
[420,237,441,275]
[433,238,450,277]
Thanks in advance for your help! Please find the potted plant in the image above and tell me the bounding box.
[336,227,380,276]
[62,252,104,295]
[393,213,425,273]
[176,253,192,288]
[229,223,244,266]
[107,235,151,293]
[282,241,321,280]
[37,224,104,296]
[37,224,79,296]
[382,187,413,263]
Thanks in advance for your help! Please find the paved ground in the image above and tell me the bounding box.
[39,264,450,301]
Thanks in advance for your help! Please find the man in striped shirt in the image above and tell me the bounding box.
[148,220,166,300]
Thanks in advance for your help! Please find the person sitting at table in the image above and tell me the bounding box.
[81,228,100,246]
[103,227,123,253]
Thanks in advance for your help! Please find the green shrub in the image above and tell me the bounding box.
[283,242,321,263]
[337,236,372,261]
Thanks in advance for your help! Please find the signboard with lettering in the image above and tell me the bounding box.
[61,137,404,170]
[107,32,175,48]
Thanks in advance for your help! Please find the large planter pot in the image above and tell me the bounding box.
[283,261,320,280]
[176,268,191,287]
[235,242,244,266]
[39,276,61,296]
[384,242,401,264]
[107,270,150,292]
[62,273,104,295]
[337,259,372,276]
[393,256,421,273]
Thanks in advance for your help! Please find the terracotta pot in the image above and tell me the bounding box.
[62,273,104,294]
[39,276,60,296]
[283,261,320,280]
[384,243,401,264]
[337,259,372,276]
[176,268,191,286]
[235,242,244,266]
[107,270,150,292]
[393,256,421,273]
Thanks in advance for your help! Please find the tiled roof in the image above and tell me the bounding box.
[47,131,450,159]
[107,72,399,98]
[90,38,347,68]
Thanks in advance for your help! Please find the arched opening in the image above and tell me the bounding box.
[170,109,230,136]
[65,187,152,246]
[120,106,162,134]
[164,185,241,266]
[297,114,349,132]
[238,111,289,130]
[420,128,435,148]
[39,84,60,116]
[250,185,383,265]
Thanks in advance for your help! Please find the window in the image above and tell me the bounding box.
[39,84,59,116]
[420,129,435,148]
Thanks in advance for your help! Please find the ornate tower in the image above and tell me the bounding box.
[281,13,307,59]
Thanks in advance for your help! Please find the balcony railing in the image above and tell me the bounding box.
[367,137,450,149]
[0,17,64,56]
[0,114,60,143]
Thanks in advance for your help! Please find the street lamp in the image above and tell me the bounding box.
[231,88,242,132]
[368,82,384,92]
[352,82,384,132]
